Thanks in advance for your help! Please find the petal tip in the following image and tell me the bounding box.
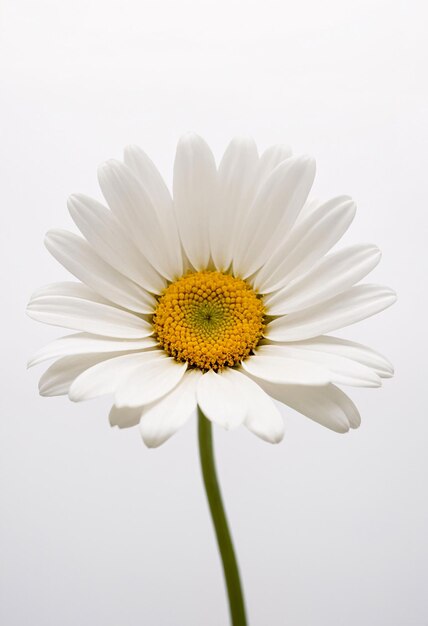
[336,423,351,434]
[139,430,164,449]
[295,154,317,174]
[269,429,285,444]
[38,382,51,397]
[179,130,201,143]
[124,143,141,155]
[97,159,120,181]
[67,194,85,214]
[382,366,394,378]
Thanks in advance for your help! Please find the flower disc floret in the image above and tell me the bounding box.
[153,271,265,371]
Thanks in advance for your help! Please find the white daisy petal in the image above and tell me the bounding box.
[124,145,171,206]
[123,145,184,277]
[210,137,259,271]
[109,405,143,429]
[68,194,166,294]
[294,196,322,223]
[225,369,284,443]
[264,244,382,315]
[331,388,361,429]
[256,344,381,388]
[69,351,167,402]
[29,281,110,303]
[241,354,330,386]
[45,229,156,313]
[265,284,397,342]
[233,155,316,278]
[139,370,201,448]
[27,284,152,338]
[269,336,394,378]
[173,133,218,270]
[38,353,120,397]
[253,196,356,293]
[28,333,158,368]
[257,144,293,182]
[196,369,247,430]
[115,357,188,408]
[98,159,181,280]
[257,381,359,433]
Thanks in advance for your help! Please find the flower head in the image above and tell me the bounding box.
[27,134,396,447]
[153,271,265,371]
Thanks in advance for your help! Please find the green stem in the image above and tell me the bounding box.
[197,408,248,626]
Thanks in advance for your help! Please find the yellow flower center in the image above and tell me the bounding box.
[153,271,265,371]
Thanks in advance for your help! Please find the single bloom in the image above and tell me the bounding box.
[27,134,396,447]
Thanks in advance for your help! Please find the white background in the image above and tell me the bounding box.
[1,1,427,624]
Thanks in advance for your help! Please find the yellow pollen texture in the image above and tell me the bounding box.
[153,271,265,371]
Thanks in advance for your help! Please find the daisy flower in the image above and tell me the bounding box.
[27,133,396,625]
[27,134,396,447]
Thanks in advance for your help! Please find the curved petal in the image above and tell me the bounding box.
[331,388,361,429]
[210,137,259,271]
[256,344,381,388]
[173,133,218,270]
[28,333,158,368]
[233,155,316,278]
[139,369,201,448]
[27,283,152,338]
[109,405,143,429]
[267,336,394,378]
[294,196,322,223]
[264,244,382,315]
[38,353,121,397]
[253,196,356,293]
[241,354,330,386]
[265,284,397,342]
[45,229,156,313]
[98,159,181,280]
[196,369,247,429]
[68,194,166,294]
[115,357,188,408]
[69,351,167,401]
[225,369,284,443]
[257,381,359,433]
[28,281,110,303]
[123,145,183,276]
[257,144,293,183]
